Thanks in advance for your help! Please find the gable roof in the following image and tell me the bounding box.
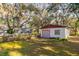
[41,25,67,29]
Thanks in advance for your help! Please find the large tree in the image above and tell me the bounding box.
[68,3,79,35]
[0,3,29,34]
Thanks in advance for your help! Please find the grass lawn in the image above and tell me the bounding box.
[0,38,79,56]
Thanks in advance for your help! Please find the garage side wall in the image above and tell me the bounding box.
[50,28,65,38]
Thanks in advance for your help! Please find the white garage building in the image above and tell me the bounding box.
[39,25,70,39]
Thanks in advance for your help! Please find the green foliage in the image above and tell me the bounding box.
[0,3,79,36]
[20,4,27,10]
[69,3,79,12]
[32,29,38,36]
[26,4,40,14]
[7,29,15,34]
[0,49,9,56]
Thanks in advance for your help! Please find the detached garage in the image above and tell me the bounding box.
[39,25,70,39]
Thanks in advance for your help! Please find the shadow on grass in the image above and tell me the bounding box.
[0,38,79,56]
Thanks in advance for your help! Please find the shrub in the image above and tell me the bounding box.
[7,29,15,34]
[59,38,67,41]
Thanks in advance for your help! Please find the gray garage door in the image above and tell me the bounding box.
[42,30,50,38]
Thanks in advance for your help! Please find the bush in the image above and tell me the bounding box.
[59,38,67,41]
[53,38,67,41]
[7,29,15,34]
[0,36,3,42]
[77,32,79,36]
[17,34,31,41]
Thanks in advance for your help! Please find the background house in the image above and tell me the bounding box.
[39,25,70,39]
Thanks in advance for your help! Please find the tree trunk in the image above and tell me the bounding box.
[6,17,11,29]
[75,22,77,35]
[74,12,79,35]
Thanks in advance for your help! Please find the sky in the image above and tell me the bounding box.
[0,0,79,3]
[33,3,49,9]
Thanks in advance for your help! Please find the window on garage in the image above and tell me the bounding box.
[54,30,60,35]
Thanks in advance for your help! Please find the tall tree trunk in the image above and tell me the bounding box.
[13,19,15,28]
[6,17,11,29]
[74,12,79,35]
[75,22,77,35]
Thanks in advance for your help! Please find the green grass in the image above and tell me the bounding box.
[0,41,32,56]
[0,38,79,56]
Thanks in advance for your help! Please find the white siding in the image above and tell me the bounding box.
[40,28,69,39]
[50,28,65,38]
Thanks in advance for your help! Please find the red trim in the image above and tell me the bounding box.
[41,25,66,29]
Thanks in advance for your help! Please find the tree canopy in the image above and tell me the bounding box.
[0,3,79,35]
